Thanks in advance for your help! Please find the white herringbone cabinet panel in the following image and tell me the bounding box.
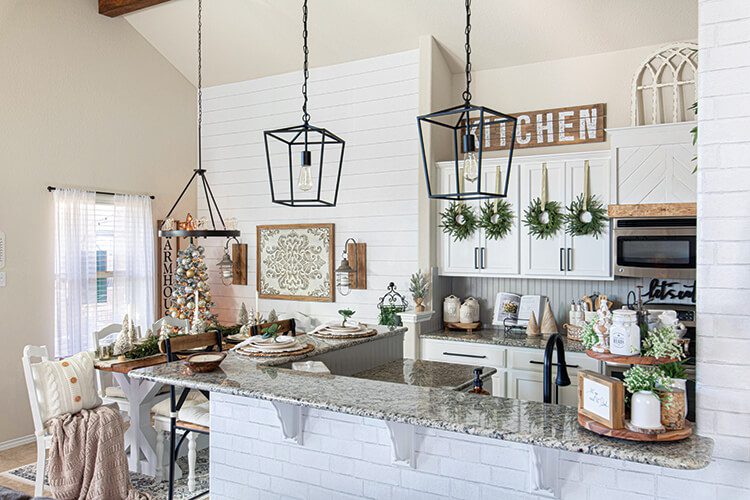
[617,144,696,204]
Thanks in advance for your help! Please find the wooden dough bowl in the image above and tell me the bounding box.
[578,413,693,442]
[445,322,482,332]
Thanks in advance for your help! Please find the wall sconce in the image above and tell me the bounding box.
[335,238,366,296]
[217,237,247,286]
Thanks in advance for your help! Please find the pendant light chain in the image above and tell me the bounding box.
[462,0,472,105]
[197,0,203,166]
[301,0,310,124]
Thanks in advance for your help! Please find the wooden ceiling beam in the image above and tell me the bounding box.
[99,0,171,18]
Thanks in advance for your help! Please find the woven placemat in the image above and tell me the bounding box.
[235,342,315,358]
[309,329,377,340]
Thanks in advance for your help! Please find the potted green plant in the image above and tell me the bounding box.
[579,319,599,350]
[623,366,671,430]
[408,270,429,312]
[261,323,281,342]
[338,309,355,327]
[643,326,684,360]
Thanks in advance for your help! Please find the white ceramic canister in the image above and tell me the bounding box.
[443,295,461,323]
[460,297,480,323]
[630,390,663,430]
[609,308,641,356]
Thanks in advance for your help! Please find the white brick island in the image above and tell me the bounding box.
[132,326,712,499]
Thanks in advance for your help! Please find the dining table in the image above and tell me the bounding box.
[95,354,169,477]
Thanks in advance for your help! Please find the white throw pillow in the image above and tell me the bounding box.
[31,351,102,424]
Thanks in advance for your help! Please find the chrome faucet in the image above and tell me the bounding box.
[543,334,571,404]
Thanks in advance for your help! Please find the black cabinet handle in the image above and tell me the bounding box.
[559,248,565,272]
[567,248,573,272]
[443,352,487,359]
[481,247,486,269]
[529,360,580,369]
[474,247,479,269]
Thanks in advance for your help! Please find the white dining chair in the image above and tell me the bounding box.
[152,316,189,334]
[21,345,53,496]
[92,324,131,411]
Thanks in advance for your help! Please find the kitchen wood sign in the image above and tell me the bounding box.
[468,103,606,150]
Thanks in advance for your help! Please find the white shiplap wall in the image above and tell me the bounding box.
[197,50,420,325]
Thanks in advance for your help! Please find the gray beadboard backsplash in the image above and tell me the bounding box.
[428,275,695,332]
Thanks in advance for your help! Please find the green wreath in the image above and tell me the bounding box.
[440,202,478,242]
[523,198,563,239]
[564,194,608,238]
[479,200,515,240]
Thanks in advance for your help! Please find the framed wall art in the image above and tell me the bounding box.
[256,223,335,302]
[577,370,625,429]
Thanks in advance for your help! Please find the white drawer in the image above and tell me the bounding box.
[421,339,506,368]
[508,348,598,373]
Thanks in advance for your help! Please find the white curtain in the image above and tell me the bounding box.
[113,194,156,334]
[54,189,98,357]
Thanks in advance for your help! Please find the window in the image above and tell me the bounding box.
[53,189,155,357]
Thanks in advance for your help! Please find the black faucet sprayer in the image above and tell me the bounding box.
[543,333,571,404]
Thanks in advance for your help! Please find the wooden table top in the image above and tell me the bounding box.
[95,354,167,374]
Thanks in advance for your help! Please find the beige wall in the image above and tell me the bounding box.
[0,0,195,444]
[448,42,695,159]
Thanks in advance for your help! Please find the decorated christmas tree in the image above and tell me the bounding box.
[168,243,216,326]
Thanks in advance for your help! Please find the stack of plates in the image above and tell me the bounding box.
[310,322,376,338]
[234,336,310,357]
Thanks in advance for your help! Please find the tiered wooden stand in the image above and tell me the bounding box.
[581,349,692,442]
[445,322,482,332]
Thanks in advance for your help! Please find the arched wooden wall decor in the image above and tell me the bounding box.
[631,42,698,126]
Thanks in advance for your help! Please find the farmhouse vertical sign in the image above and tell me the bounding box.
[468,103,606,151]
[157,220,180,317]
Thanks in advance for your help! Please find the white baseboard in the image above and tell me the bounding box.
[0,434,35,452]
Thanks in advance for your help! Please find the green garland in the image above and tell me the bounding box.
[440,202,478,242]
[564,194,608,238]
[522,198,563,239]
[479,200,515,240]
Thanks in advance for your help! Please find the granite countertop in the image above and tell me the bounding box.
[131,352,712,470]
[352,359,496,391]
[232,325,406,366]
[421,329,587,353]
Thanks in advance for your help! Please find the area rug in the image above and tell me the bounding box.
[1,450,209,500]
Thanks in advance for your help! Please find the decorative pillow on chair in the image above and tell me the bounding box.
[31,351,102,424]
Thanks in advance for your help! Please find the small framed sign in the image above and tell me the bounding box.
[578,370,625,429]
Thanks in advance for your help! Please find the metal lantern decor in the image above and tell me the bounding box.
[417,0,518,201]
[159,0,240,240]
[216,237,239,286]
[263,0,345,207]
[334,238,358,296]
[377,282,408,327]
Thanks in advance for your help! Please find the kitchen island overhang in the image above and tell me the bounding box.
[131,333,712,472]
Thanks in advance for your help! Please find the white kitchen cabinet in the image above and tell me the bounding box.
[437,151,611,280]
[520,151,612,279]
[437,160,520,276]
[419,338,506,397]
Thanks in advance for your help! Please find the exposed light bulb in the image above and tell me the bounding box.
[298,165,313,191]
[337,271,351,296]
[463,151,479,182]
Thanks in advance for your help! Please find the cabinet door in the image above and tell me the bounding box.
[437,165,482,275]
[480,162,520,275]
[566,157,611,278]
[520,161,567,277]
[508,370,544,402]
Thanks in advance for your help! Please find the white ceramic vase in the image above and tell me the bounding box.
[443,295,461,323]
[671,378,688,418]
[460,297,480,323]
[630,390,663,430]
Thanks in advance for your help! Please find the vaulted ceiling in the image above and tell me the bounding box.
[123,0,698,87]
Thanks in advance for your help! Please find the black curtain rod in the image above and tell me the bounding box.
[47,186,155,200]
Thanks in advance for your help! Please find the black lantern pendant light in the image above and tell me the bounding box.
[263,0,345,207]
[417,0,518,201]
[159,0,240,239]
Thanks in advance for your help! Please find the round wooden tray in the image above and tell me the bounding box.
[445,321,482,332]
[310,330,377,340]
[235,343,315,358]
[578,413,692,442]
[585,350,679,365]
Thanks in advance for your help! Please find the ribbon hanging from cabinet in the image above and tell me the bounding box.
[583,160,590,211]
[494,165,503,211]
[541,163,548,212]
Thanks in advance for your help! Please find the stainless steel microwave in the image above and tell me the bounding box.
[612,217,696,280]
